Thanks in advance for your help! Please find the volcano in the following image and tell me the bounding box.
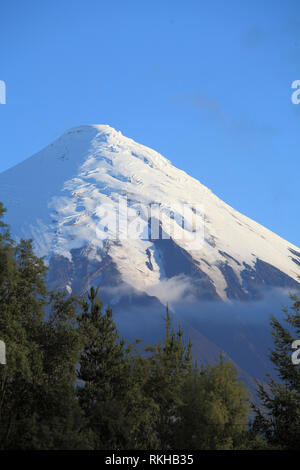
[1,124,299,385]
[0,124,298,305]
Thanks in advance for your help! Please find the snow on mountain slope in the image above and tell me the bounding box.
[0,124,299,302]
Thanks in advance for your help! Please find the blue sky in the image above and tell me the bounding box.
[0,0,299,246]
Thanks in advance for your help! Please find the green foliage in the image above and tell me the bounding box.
[0,205,87,449]
[77,287,161,449]
[142,306,194,449]
[0,202,256,450]
[252,295,300,449]
[174,356,250,449]
[77,286,130,449]
[0,202,13,290]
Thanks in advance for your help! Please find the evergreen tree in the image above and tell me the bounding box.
[0,202,13,291]
[143,306,194,449]
[0,202,255,450]
[77,286,134,449]
[0,234,47,448]
[252,295,300,449]
[0,203,86,449]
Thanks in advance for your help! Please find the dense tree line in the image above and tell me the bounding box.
[0,201,299,450]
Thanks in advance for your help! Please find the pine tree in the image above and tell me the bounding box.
[77,286,133,449]
[0,234,48,448]
[0,203,87,449]
[0,201,254,450]
[252,295,300,449]
[143,306,194,449]
[0,202,13,290]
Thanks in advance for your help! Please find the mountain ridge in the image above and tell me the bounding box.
[0,124,299,304]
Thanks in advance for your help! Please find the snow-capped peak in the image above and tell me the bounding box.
[0,125,299,302]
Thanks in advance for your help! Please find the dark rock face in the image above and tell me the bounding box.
[218,262,249,300]
[152,237,220,301]
[240,258,300,300]
[47,255,74,293]
[47,240,300,305]
[218,250,241,266]
[216,257,300,301]
[289,248,300,267]
[47,218,300,304]
[47,246,163,308]
[48,248,122,296]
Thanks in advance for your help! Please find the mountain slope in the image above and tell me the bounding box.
[0,124,299,303]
